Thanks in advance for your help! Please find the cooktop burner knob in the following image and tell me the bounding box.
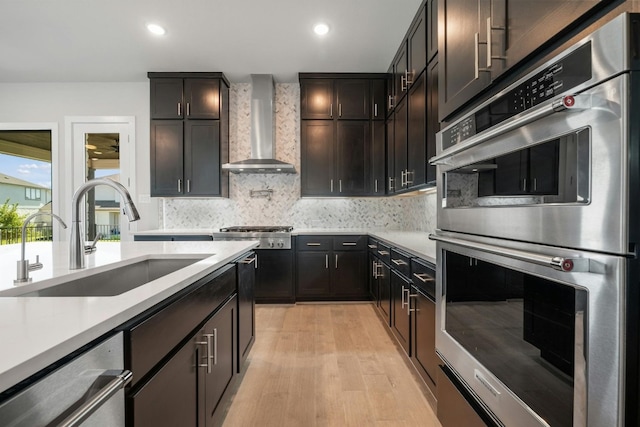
[277,241,284,248]
[268,241,275,248]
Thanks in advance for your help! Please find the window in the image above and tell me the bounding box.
[25,187,41,200]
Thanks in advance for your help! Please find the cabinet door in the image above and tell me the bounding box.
[184,79,220,119]
[413,290,437,390]
[391,270,411,354]
[494,150,525,195]
[332,251,367,298]
[426,60,439,184]
[255,250,294,302]
[150,120,184,196]
[201,296,237,427]
[371,79,386,121]
[427,0,438,62]
[387,63,395,116]
[393,45,409,103]
[301,120,335,196]
[394,99,408,191]
[335,79,370,120]
[296,252,331,297]
[408,6,427,83]
[378,263,391,325]
[300,79,334,119]
[130,335,197,426]
[528,140,559,195]
[336,121,370,196]
[386,116,395,193]
[150,78,184,119]
[237,254,256,369]
[185,120,221,196]
[407,72,426,189]
[439,0,491,121]
[371,120,386,196]
[504,0,607,72]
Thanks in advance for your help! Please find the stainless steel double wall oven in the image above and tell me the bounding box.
[431,13,640,427]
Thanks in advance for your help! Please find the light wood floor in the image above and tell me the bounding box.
[221,303,442,427]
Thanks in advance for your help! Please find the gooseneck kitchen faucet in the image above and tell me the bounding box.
[69,178,140,270]
[15,212,67,284]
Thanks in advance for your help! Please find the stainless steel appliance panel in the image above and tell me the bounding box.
[433,232,624,427]
[0,332,127,426]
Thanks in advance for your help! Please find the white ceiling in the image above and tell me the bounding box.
[0,0,424,83]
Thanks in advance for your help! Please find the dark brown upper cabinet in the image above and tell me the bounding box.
[438,0,612,121]
[300,79,334,119]
[148,72,229,198]
[427,0,438,62]
[300,74,386,197]
[408,6,427,84]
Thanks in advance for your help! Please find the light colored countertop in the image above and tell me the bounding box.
[137,228,437,264]
[0,240,258,393]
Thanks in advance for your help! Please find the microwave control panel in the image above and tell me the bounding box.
[442,43,592,150]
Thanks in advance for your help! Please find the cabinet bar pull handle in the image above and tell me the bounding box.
[474,33,480,79]
[240,256,257,266]
[177,102,181,116]
[406,288,413,315]
[177,179,182,193]
[401,75,407,92]
[213,328,218,366]
[375,179,378,193]
[372,260,377,277]
[487,17,506,68]
[405,69,413,87]
[533,178,537,192]
[330,103,333,118]
[401,285,407,308]
[339,180,342,193]
[330,179,334,192]
[374,103,378,117]
[413,272,435,283]
[186,179,191,193]
[255,253,258,269]
[335,254,338,269]
[342,242,357,246]
[406,170,414,186]
[391,258,407,266]
[388,177,394,191]
[186,102,190,116]
[306,242,321,246]
[523,178,527,191]
[339,104,342,117]
[325,254,329,269]
[368,244,377,249]
[378,250,389,256]
[388,95,394,110]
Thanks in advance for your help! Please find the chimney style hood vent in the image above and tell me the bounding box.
[222,74,296,174]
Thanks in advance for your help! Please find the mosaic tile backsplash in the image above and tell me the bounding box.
[161,83,436,232]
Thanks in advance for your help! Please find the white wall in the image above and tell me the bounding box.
[0,82,158,234]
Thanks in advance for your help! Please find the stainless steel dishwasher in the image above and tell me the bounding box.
[0,332,131,426]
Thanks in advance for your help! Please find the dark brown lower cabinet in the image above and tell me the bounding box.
[254,249,295,304]
[411,286,437,391]
[296,251,331,297]
[391,270,411,354]
[437,365,489,427]
[377,261,391,325]
[237,253,256,371]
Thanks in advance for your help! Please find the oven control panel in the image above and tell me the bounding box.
[442,43,592,150]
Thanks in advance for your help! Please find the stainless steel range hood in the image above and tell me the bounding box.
[222,74,296,174]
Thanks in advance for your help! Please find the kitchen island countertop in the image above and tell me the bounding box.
[0,240,258,393]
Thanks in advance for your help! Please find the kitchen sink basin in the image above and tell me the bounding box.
[8,258,205,297]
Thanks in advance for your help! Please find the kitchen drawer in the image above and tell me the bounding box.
[123,264,236,387]
[411,258,435,300]
[297,236,332,251]
[390,248,412,278]
[367,237,379,254]
[376,242,391,265]
[333,235,366,251]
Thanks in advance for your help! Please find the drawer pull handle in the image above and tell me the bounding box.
[392,259,408,266]
[377,250,389,256]
[412,273,435,283]
[368,244,378,249]
[240,256,257,266]
[306,243,322,246]
[342,242,357,246]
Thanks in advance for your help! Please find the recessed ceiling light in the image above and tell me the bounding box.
[147,23,166,36]
[313,23,330,36]
[93,151,103,155]
[85,144,97,150]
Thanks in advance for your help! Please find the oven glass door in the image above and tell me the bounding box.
[444,250,586,426]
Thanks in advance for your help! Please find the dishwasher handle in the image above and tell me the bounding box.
[57,370,133,427]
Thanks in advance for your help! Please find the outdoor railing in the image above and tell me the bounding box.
[0,224,120,245]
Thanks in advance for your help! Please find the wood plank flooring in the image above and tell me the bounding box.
[220,303,441,427]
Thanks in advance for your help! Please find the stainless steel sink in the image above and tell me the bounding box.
[9,258,204,297]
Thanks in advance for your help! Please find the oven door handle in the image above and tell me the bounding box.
[429,234,591,273]
[430,94,592,165]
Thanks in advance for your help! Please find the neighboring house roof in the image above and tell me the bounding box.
[0,173,49,189]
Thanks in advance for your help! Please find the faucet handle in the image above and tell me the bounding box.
[28,255,43,272]
[84,233,102,254]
